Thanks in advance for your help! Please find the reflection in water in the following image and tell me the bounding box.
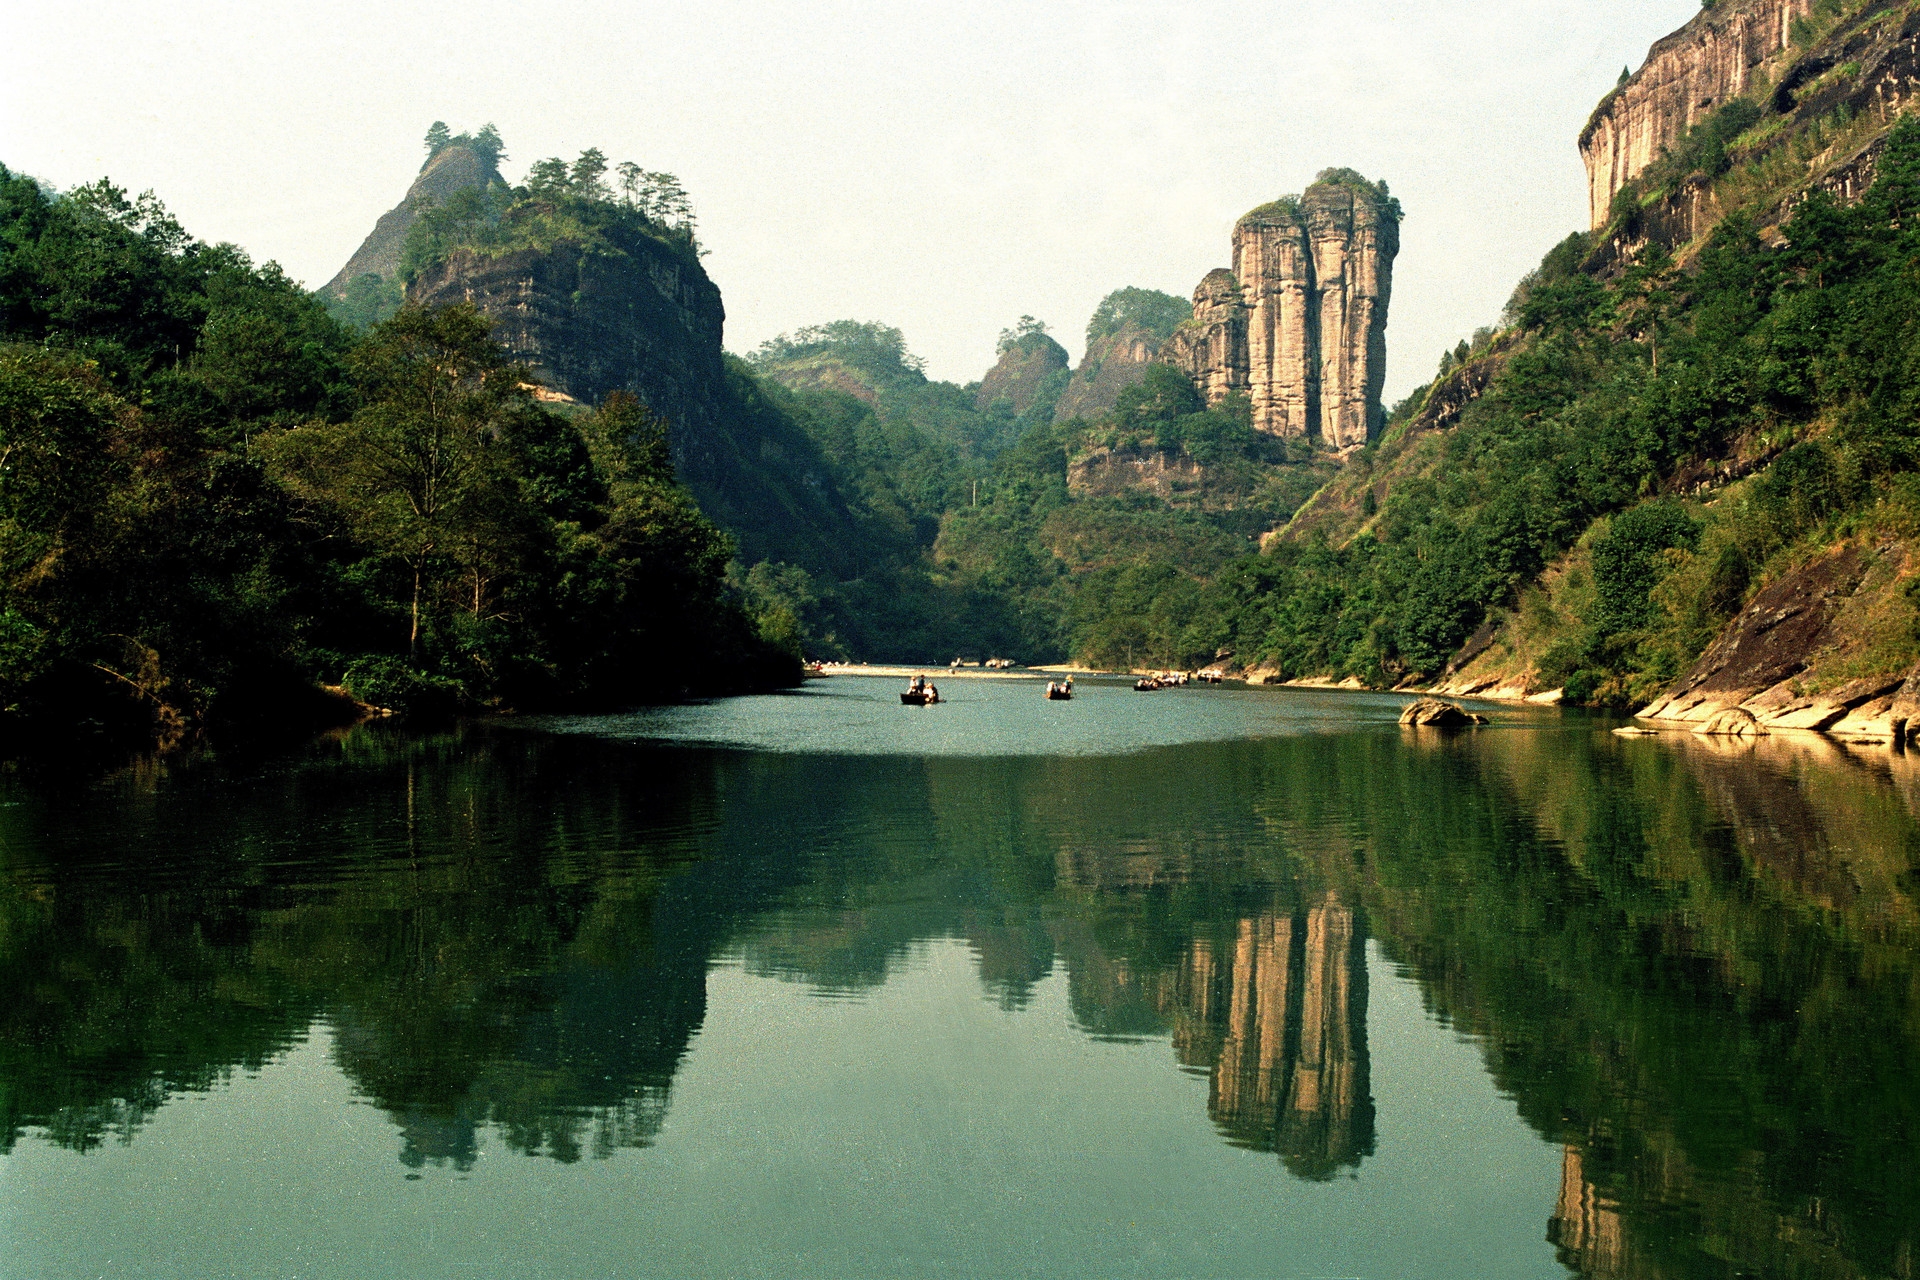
[1154,900,1373,1179]
[3,700,1920,1277]
[1551,1146,1626,1278]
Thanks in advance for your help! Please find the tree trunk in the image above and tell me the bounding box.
[410,564,422,661]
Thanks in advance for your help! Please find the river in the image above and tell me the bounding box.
[2,674,1915,1278]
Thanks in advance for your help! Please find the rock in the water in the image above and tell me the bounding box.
[1696,706,1767,737]
[1399,697,1487,727]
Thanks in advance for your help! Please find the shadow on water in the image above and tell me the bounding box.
[3,706,1919,1276]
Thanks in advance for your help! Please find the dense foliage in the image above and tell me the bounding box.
[1085,287,1191,344]
[740,307,1333,667]
[1118,116,1920,696]
[0,163,792,749]
[400,144,701,282]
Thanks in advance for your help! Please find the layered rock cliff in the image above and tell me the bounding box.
[1580,0,1812,231]
[974,331,1068,417]
[1584,0,1920,265]
[1163,172,1397,449]
[325,145,500,295]
[409,238,729,466]
[1164,270,1250,407]
[1051,322,1163,423]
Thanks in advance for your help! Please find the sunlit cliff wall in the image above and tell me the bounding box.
[1164,175,1396,449]
[1579,0,1813,229]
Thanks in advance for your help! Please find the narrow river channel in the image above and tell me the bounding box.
[3,675,1914,1278]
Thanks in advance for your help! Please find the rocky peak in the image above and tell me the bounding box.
[1580,0,1812,230]
[325,145,501,295]
[408,239,724,437]
[1052,321,1165,424]
[1164,270,1249,407]
[1164,173,1397,449]
[975,332,1068,416]
[1052,287,1193,424]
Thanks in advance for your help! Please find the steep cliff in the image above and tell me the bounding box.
[1580,0,1812,230]
[1162,172,1397,449]
[1052,322,1163,423]
[1164,270,1250,407]
[1585,0,1920,266]
[974,331,1068,417]
[325,145,500,296]
[410,238,727,453]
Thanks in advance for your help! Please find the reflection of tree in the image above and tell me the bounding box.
[0,728,755,1165]
[5,713,1920,1280]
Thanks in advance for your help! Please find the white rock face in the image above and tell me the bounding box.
[1164,176,1397,449]
[1579,0,1813,230]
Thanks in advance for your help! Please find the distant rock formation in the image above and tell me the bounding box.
[975,332,1068,416]
[1164,172,1398,449]
[324,145,500,296]
[1051,322,1162,423]
[1580,0,1812,232]
[408,239,727,470]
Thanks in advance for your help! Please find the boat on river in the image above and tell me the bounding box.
[1134,677,1162,691]
[901,685,941,705]
[1046,681,1073,701]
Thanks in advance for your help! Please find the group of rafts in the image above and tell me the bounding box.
[900,668,1227,705]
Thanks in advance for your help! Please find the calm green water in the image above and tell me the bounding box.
[2,675,1917,1279]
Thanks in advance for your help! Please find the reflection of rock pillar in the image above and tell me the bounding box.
[1274,895,1373,1176]
[1549,1146,1626,1276]
[1212,916,1294,1124]
[1202,894,1374,1178]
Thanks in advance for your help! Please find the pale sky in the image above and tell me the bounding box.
[2,0,1697,401]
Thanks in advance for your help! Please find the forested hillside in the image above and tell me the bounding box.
[740,299,1335,668]
[0,163,795,750]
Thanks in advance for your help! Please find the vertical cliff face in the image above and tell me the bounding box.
[408,238,728,472]
[1163,173,1397,449]
[325,146,500,295]
[974,332,1069,416]
[1579,0,1812,230]
[1234,202,1320,439]
[1583,1,1920,267]
[1164,270,1250,406]
[1051,322,1164,423]
[1305,183,1396,449]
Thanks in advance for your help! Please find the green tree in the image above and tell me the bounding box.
[1085,287,1192,344]
[267,305,532,659]
[570,148,609,198]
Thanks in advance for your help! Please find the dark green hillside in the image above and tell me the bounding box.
[0,163,794,751]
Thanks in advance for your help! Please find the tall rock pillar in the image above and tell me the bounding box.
[1165,170,1398,451]
[1233,205,1318,439]
[1305,182,1397,450]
